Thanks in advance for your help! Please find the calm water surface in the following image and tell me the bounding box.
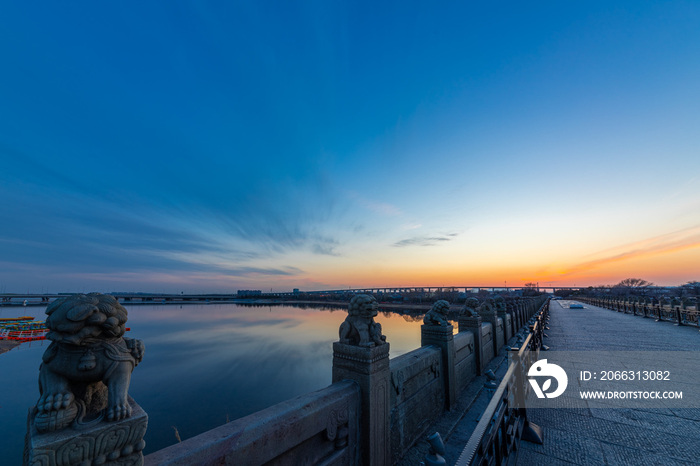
[0,303,434,463]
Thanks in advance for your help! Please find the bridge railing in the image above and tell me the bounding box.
[23,293,549,466]
[578,297,699,328]
[455,298,549,466]
[144,381,361,466]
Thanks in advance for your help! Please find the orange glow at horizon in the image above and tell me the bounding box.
[304,240,700,289]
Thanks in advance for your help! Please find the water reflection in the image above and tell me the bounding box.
[0,303,441,463]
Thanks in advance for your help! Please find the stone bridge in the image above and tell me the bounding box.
[23,294,700,465]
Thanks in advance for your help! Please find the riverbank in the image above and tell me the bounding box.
[0,340,21,355]
[276,300,460,311]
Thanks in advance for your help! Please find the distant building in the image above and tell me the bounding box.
[237,290,262,297]
[293,289,300,294]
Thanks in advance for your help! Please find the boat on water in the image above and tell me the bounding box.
[0,319,131,342]
[0,316,35,323]
[0,320,48,342]
[1,329,48,342]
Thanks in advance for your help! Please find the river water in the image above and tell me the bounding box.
[0,303,432,463]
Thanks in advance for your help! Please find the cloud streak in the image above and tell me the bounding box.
[561,225,700,277]
[393,233,459,248]
[347,192,403,217]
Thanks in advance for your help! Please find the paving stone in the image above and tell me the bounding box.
[588,407,700,439]
[670,407,700,421]
[516,447,578,466]
[518,426,606,465]
[586,399,675,416]
[531,393,700,458]
[516,300,700,464]
[599,441,698,466]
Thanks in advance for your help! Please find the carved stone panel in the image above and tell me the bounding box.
[25,397,147,466]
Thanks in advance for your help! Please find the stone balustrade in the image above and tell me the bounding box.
[25,293,546,466]
[578,296,699,327]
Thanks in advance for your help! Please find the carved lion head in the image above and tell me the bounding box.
[45,293,128,345]
[465,297,480,309]
[348,294,378,318]
[430,300,450,315]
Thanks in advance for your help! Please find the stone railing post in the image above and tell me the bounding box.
[494,296,510,341]
[459,298,484,375]
[479,300,499,357]
[421,301,456,410]
[506,301,516,336]
[332,294,390,466]
[459,314,484,375]
[511,300,520,329]
[421,325,456,409]
[675,305,683,326]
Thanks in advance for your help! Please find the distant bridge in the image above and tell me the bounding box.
[292,285,583,294]
[0,286,583,306]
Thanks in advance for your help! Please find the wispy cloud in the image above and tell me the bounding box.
[312,243,340,256]
[226,266,304,276]
[562,225,700,276]
[393,232,459,248]
[1,136,343,263]
[309,235,340,256]
[0,156,343,290]
[364,201,402,216]
[347,191,402,217]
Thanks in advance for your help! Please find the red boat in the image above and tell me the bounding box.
[0,319,47,341]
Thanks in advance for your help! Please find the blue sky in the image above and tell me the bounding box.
[1,1,699,293]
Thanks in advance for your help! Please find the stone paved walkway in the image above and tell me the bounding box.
[517,299,700,465]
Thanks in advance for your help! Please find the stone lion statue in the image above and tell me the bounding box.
[339,294,386,347]
[494,295,506,312]
[424,300,451,326]
[461,297,480,317]
[34,293,144,432]
[478,298,496,315]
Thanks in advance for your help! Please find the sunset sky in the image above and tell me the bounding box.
[1,2,698,293]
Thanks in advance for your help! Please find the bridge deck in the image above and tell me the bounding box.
[517,299,700,465]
